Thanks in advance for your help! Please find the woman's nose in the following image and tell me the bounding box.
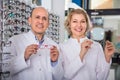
[77,22,81,26]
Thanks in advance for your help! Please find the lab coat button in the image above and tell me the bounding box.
[39,68,41,71]
[39,54,41,56]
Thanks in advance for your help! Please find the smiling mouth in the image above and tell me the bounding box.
[75,28,82,32]
[37,24,44,29]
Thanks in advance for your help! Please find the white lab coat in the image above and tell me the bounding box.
[59,37,111,80]
[4,30,64,80]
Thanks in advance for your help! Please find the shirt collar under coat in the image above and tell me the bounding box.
[27,30,45,44]
[69,37,88,44]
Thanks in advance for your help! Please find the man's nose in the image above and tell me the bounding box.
[38,19,43,23]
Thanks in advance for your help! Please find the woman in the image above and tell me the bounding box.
[60,8,115,80]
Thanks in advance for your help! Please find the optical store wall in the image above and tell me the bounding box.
[0,0,62,80]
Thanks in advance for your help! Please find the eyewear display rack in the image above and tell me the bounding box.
[46,12,60,44]
[0,0,60,80]
[0,0,32,80]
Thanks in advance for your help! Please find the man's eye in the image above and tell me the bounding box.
[42,17,47,20]
[36,16,40,19]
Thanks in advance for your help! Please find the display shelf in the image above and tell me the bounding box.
[0,0,60,80]
[0,0,32,80]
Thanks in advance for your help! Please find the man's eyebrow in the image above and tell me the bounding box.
[42,15,48,19]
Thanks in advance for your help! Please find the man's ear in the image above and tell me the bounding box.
[28,17,31,25]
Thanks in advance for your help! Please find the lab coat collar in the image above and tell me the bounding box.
[69,37,88,44]
[27,30,46,45]
[28,30,45,42]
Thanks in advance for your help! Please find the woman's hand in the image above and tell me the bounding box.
[104,41,115,63]
[80,39,93,61]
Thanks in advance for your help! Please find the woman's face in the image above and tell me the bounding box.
[70,13,87,39]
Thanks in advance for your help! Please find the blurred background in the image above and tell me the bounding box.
[0,0,120,80]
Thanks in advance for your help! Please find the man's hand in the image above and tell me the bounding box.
[24,44,38,60]
[50,46,59,62]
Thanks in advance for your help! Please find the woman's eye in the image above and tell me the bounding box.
[81,20,86,23]
[72,21,77,23]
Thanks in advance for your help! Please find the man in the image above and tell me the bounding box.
[5,7,63,80]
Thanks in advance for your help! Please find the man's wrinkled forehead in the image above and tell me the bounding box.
[30,7,49,17]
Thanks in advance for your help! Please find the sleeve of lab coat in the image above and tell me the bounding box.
[96,43,111,80]
[59,44,84,80]
[51,46,64,80]
[51,56,64,80]
[5,38,30,75]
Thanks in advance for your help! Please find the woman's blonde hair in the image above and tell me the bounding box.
[64,8,91,36]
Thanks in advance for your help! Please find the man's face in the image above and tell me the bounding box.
[28,7,49,35]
